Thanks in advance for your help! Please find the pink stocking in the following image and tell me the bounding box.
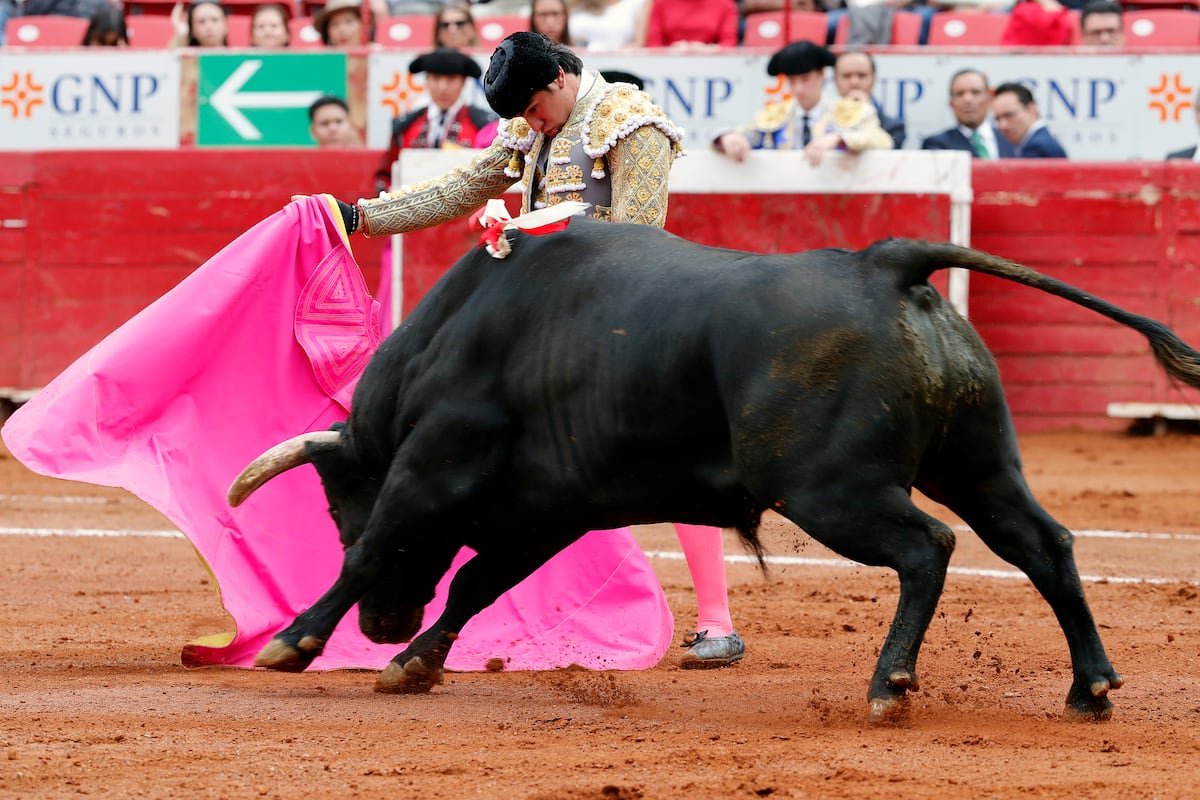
[673,523,734,638]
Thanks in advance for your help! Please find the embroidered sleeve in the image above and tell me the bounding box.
[829,100,894,153]
[609,125,674,228]
[358,144,518,237]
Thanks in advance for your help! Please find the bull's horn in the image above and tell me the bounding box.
[227,430,342,508]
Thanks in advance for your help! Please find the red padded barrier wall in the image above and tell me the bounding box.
[0,150,387,390]
[3,152,1199,431]
[971,162,1200,431]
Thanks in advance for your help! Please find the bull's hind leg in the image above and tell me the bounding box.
[776,484,956,723]
[923,468,1122,721]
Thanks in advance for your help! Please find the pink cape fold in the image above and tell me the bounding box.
[2,195,673,672]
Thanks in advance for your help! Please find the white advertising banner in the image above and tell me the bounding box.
[365,51,1200,161]
[0,52,180,151]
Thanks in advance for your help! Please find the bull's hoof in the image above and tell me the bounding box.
[254,635,324,672]
[866,668,919,724]
[1063,674,1122,722]
[867,694,911,725]
[374,656,445,694]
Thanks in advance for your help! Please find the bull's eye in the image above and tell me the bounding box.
[328,506,341,524]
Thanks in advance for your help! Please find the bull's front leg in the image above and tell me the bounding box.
[255,543,386,672]
[375,541,575,694]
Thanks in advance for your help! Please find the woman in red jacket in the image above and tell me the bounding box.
[644,0,738,48]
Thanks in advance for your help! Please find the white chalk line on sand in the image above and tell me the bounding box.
[1,525,1197,587]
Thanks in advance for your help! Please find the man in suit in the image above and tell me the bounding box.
[1167,88,1199,161]
[834,50,906,149]
[921,69,1014,159]
[991,82,1068,159]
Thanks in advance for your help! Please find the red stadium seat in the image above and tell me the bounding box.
[226,14,252,46]
[926,11,1009,46]
[1124,9,1200,45]
[375,14,436,47]
[741,11,829,47]
[125,14,176,48]
[890,10,924,45]
[474,15,527,47]
[4,14,88,47]
[289,16,324,48]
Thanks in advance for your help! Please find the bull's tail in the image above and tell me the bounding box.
[878,239,1200,391]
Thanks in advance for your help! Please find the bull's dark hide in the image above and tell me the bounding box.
[233,220,1200,723]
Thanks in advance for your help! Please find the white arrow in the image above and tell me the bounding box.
[209,60,324,141]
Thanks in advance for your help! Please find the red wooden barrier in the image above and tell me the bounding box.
[2,152,1198,432]
[0,150,387,393]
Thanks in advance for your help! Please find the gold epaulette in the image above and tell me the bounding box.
[753,100,793,133]
[831,97,872,129]
[498,117,536,178]
[580,84,685,164]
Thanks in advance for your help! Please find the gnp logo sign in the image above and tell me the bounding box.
[0,52,180,151]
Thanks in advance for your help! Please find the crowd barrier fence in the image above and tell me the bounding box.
[1,149,1198,431]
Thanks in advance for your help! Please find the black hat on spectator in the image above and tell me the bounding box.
[600,70,644,91]
[767,41,836,77]
[483,32,562,118]
[410,48,482,79]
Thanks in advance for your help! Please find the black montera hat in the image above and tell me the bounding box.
[600,70,644,91]
[767,41,837,77]
[410,48,482,79]
[483,32,562,118]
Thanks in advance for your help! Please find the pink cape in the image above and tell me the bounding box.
[1,195,674,672]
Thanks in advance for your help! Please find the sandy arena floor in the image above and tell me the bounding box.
[1,429,1199,799]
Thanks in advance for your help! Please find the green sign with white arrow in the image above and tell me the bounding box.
[197,53,347,146]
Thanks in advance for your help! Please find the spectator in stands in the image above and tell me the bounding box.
[991,82,1068,158]
[316,0,385,46]
[803,86,894,165]
[169,0,230,48]
[714,41,837,161]
[82,4,129,46]
[250,2,291,48]
[434,1,479,48]
[569,0,648,50]
[373,48,496,194]
[1167,88,1199,161]
[921,68,1013,159]
[309,95,363,147]
[840,0,936,47]
[645,0,738,48]
[1001,0,1073,46]
[1079,0,1123,47]
[531,0,572,44]
[835,49,905,148]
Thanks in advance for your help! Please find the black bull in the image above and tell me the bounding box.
[229,220,1200,722]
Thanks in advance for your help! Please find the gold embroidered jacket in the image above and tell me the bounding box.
[358,73,685,237]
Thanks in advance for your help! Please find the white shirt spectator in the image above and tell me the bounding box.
[570,0,646,50]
